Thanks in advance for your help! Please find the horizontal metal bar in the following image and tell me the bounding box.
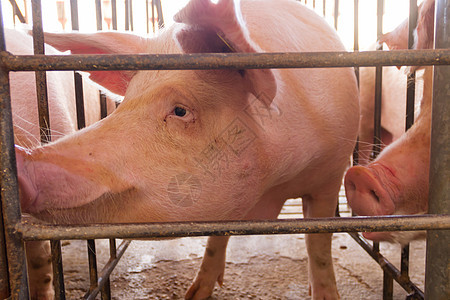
[85,240,131,300]
[1,50,449,72]
[18,215,450,241]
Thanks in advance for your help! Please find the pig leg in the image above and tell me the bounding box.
[303,192,339,299]
[186,195,286,300]
[185,236,229,300]
[26,241,54,300]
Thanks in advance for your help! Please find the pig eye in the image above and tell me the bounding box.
[174,106,187,117]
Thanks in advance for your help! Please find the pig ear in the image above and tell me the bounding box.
[43,32,148,96]
[173,0,277,106]
[414,0,435,50]
[378,19,409,50]
[379,0,435,51]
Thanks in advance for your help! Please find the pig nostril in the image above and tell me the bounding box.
[371,190,380,202]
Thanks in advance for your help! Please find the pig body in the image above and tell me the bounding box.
[5,28,115,299]
[358,62,424,165]
[345,0,435,244]
[15,0,359,299]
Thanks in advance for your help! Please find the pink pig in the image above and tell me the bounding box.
[5,28,115,300]
[345,0,435,244]
[15,0,359,299]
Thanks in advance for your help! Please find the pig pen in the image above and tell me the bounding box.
[0,0,449,300]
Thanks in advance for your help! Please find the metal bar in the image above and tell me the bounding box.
[100,92,107,119]
[85,240,131,300]
[111,0,117,31]
[425,1,450,299]
[0,6,29,299]
[129,0,133,31]
[74,73,85,130]
[1,50,449,72]
[348,233,424,298]
[334,0,339,29]
[154,0,164,28]
[86,240,98,295]
[70,0,79,31]
[125,0,130,31]
[383,271,394,300]
[0,10,10,295]
[401,244,410,278]
[8,0,26,23]
[323,0,326,16]
[50,240,65,300]
[31,0,50,144]
[15,215,450,241]
[406,0,418,131]
[95,0,102,31]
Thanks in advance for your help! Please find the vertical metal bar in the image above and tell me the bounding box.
[425,1,450,299]
[0,6,10,286]
[109,239,117,259]
[129,0,134,31]
[111,0,117,30]
[125,0,130,31]
[323,0,326,16]
[334,0,339,29]
[401,244,410,278]
[87,240,98,292]
[400,0,418,284]
[0,9,11,297]
[0,197,9,299]
[70,0,79,31]
[95,0,102,31]
[74,73,85,130]
[352,0,359,167]
[32,0,50,144]
[383,271,394,300]
[154,0,164,29]
[151,0,156,33]
[100,93,108,119]
[373,0,384,284]
[406,0,418,131]
[146,0,149,34]
[50,240,65,300]
[0,3,29,299]
[372,0,384,161]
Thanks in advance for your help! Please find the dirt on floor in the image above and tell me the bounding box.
[60,233,426,299]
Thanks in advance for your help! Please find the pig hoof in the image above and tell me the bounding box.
[185,271,224,300]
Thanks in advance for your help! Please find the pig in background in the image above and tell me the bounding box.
[14,0,359,299]
[345,0,435,244]
[4,28,116,299]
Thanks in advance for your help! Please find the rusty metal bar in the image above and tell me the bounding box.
[74,73,86,130]
[31,0,50,144]
[85,240,131,300]
[406,0,418,131]
[1,50,449,72]
[348,233,424,298]
[383,271,394,300]
[8,0,26,23]
[86,240,98,296]
[0,8,29,300]
[16,215,450,241]
[100,92,108,119]
[425,1,450,299]
[50,240,65,300]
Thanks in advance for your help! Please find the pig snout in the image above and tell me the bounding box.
[344,165,396,216]
[15,145,115,214]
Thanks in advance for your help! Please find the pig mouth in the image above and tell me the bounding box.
[30,188,139,225]
[344,163,397,216]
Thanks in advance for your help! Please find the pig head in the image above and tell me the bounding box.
[345,0,435,243]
